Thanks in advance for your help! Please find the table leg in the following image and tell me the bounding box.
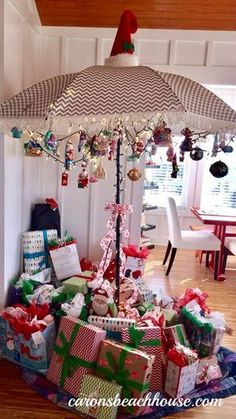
[209,224,226,281]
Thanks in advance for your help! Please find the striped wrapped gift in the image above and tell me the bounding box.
[23,229,57,274]
[47,316,106,396]
[121,325,163,391]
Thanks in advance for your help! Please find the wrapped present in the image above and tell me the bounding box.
[196,355,222,385]
[138,288,153,304]
[88,315,136,332]
[181,302,226,357]
[62,277,88,295]
[176,287,210,314]
[95,339,154,416]
[47,316,106,395]
[135,302,154,316]
[60,293,85,318]
[165,344,199,398]
[162,308,179,327]
[49,239,81,280]
[23,229,57,274]
[119,277,139,305]
[0,305,55,372]
[164,324,190,351]
[77,374,122,418]
[75,270,95,281]
[121,325,163,391]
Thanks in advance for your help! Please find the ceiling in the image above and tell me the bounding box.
[35,0,236,30]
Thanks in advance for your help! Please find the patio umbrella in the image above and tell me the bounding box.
[0,65,236,134]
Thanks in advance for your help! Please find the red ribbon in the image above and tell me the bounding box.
[176,288,210,314]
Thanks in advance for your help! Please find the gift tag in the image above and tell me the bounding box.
[31,331,45,346]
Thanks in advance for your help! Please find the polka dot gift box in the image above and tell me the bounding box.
[23,229,57,274]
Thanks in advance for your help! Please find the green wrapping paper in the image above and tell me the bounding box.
[62,277,88,295]
[95,339,154,416]
[77,374,122,419]
[180,307,223,357]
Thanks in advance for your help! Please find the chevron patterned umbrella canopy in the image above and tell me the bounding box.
[1,65,236,134]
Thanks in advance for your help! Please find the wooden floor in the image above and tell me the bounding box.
[0,246,236,418]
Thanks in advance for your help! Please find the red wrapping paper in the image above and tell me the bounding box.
[47,316,106,395]
[176,288,210,314]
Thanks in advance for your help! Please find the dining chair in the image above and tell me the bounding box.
[163,197,221,279]
[222,237,236,273]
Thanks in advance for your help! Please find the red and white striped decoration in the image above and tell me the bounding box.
[47,316,106,396]
[121,326,163,391]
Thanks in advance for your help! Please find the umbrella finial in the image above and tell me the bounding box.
[105,10,139,67]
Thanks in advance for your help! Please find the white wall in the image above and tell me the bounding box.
[2,6,236,294]
[0,135,23,308]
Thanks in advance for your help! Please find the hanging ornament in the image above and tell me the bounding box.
[44,130,57,153]
[190,146,204,161]
[61,171,68,186]
[11,126,23,138]
[24,139,42,157]
[108,130,119,160]
[151,143,157,155]
[219,139,233,153]
[93,160,107,179]
[127,167,141,181]
[89,174,98,183]
[179,150,185,162]
[55,144,61,157]
[78,131,87,152]
[212,133,219,157]
[209,161,229,178]
[171,153,179,178]
[180,127,194,152]
[65,138,75,171]
[153,120,172,147]
[166,144,174,162]
[78,161,89,188]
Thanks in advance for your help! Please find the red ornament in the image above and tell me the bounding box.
[61,172,68,186]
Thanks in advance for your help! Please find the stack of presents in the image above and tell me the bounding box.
[0,201,233,418]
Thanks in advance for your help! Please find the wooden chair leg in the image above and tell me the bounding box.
[163,240,172,265]
[214,251,220,281]
[222,248,229,274]
[205,251,210,268]
[165,248,177,276]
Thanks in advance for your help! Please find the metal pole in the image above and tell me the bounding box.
[115,135,121,304]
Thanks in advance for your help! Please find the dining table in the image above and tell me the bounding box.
[191,207,236,281]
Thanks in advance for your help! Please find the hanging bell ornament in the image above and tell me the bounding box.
[219,139,234,154]
[209,161,229,178]
[127,167,142,181]
[190,146,204,161]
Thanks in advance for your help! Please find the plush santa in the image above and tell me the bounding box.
[89,287,113,317]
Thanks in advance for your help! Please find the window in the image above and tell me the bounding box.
[143,141,190,208]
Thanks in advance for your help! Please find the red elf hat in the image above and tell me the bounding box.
[110,10,138,56]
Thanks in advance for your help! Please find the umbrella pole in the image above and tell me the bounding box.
[115,135,121,305]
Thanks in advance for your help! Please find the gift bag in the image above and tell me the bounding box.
[0,315,55,372]
[23,229,57,274]
[49,242,81,280]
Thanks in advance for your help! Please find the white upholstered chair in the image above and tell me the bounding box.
[222,237,236,273]
[163,197,221,279]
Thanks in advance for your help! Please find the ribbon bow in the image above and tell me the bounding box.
[54,322,95,388]
[95,345,148,411]
[127,325,161,348]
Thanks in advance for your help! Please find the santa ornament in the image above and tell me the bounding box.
[105,10,139,66]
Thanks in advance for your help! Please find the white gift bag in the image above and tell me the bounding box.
[49,242,81,280]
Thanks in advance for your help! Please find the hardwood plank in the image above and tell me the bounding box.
[35,0,236,30]
[0,246,236,417]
